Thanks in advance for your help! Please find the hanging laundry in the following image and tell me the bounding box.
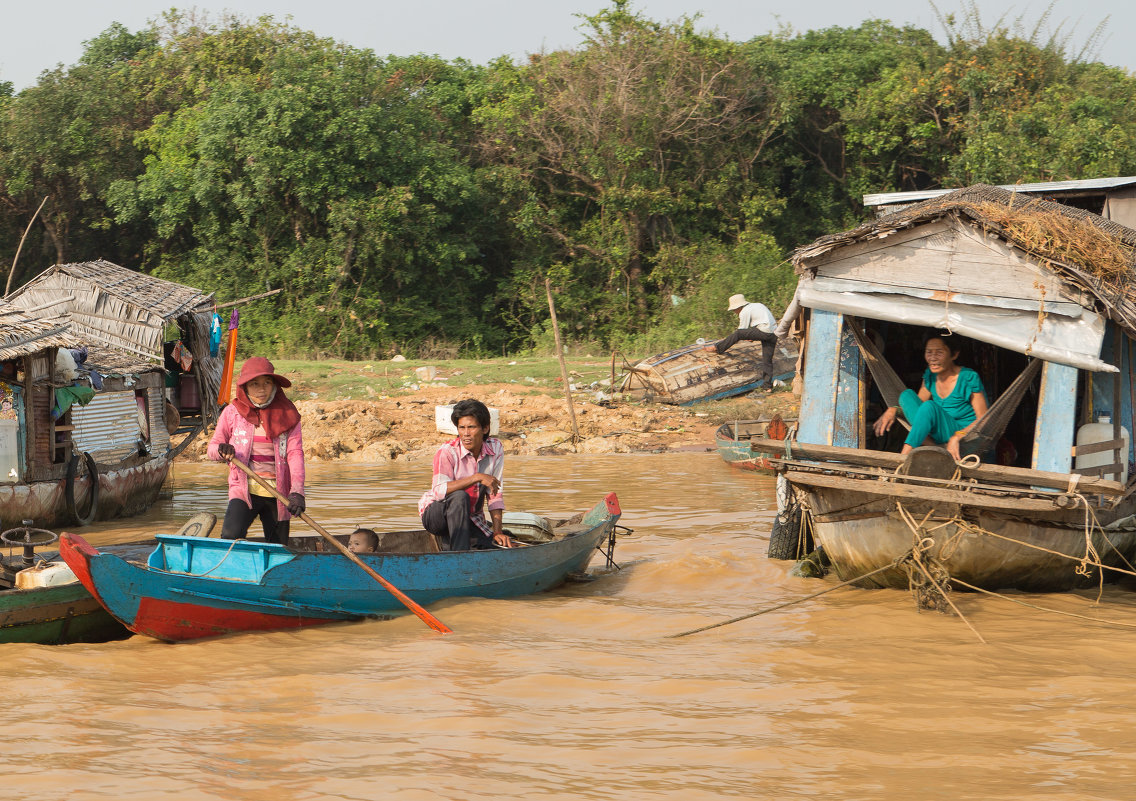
[209,313,223,357]
[170,340,194,371]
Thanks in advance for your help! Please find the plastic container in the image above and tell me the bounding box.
[1075,413,1130,484]
[16,561,79,590]
[179,374,200,411]
[435,404,499,436]
[0,418,19,483]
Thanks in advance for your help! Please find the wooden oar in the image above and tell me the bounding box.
[226,457,452,634]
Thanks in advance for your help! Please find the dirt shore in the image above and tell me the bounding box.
[177,383,800,463]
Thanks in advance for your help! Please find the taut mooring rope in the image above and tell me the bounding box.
[666,559,902,638]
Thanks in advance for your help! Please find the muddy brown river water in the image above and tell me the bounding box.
[4,452,1136,800]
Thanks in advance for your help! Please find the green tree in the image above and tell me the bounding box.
[475,1,781,343]
[110,15,504,357]
[0,22,159,278]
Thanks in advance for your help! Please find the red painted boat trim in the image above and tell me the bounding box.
[604,492,621,516]
[131,597,339,642]
[58,533,107,607]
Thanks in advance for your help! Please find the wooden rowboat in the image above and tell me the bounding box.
[59,494,623,642]
[715,415,792,472]
[0,535,158,645]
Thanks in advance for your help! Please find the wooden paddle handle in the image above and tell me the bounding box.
[225,457,452,634]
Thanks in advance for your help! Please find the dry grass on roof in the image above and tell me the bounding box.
[963,199,1136,287]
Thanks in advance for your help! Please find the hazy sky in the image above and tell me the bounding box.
[1,0,1132,91]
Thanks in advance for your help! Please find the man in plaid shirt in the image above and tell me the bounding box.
[418,399,517,550]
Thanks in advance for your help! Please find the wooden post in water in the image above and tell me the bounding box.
[545,277,580,446]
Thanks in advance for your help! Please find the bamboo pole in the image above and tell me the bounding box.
[5,196,49,296]
[215,288,283,309]
[545,277,579,445]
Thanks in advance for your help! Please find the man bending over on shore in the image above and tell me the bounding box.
[418,399,517,550]
[701,293,778,387]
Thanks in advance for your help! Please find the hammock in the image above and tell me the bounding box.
[846,318,1042,456]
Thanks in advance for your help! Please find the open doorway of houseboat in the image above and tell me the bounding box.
[860,321,1038,468]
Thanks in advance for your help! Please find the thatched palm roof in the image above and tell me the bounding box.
[5,259,215,362]
[793,184,1136,332]
[8,259,213,321]
[0,298,75,360]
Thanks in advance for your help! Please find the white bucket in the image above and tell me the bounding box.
[435,404,499,436]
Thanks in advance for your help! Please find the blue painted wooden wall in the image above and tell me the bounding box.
[799,309,862,447]
[1032,361,1078,474]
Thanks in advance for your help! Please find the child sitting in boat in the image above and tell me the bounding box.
[872,334,989,461]
[348,528,379,554]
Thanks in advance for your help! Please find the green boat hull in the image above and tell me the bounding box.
[0,582,129,645]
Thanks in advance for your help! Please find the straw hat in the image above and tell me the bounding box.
[727,294,748,312]
[236,356,292,388]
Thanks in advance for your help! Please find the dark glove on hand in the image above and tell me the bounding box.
[286,493,306,516]
[217,443,236,462]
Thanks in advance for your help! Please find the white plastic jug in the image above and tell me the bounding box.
[1075,413,1130,484]
[15,561,79,590]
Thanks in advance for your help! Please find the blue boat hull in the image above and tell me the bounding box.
[61,493,621,641]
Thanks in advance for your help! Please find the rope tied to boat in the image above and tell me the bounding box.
[665,556,907,638]
[1069,491,1105,583]
[895,504,954,614]
[895,501,987,643]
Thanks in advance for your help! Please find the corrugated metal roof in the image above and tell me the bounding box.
[863,177,1136,207]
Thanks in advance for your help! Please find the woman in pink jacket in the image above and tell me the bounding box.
[207,357,305,545]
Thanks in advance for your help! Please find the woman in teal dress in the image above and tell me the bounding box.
[873,335,989,461]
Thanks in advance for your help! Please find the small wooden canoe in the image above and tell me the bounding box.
[60,494,623,642]
[0,540,157,644]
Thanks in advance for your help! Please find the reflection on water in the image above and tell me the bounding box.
[5,452,1136,800]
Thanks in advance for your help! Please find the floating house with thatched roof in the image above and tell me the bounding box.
[751,184,1136,595]
[5,259,221,421]
[2,260,222,527]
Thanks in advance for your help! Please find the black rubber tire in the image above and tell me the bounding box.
[768,503,803,560]
[65,451,100,526]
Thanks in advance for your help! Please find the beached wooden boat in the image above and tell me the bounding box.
[715,416,793,472]
[619,340,798,405]
[59,494,623,642]
[758,185,1136,593]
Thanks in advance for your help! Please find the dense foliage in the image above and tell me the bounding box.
[2,3,1135,357]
